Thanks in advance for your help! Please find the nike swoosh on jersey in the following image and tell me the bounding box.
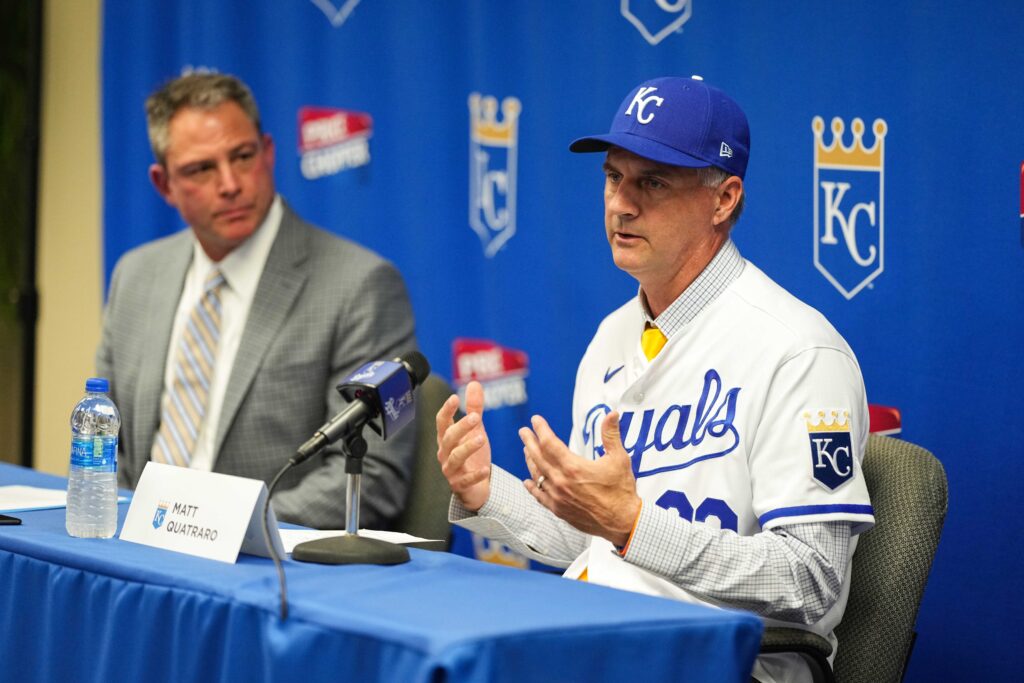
[604,365,625,383]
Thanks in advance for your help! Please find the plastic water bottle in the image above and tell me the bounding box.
[66,377,120,538]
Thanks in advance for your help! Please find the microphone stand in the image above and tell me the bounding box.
[291,430,410,565]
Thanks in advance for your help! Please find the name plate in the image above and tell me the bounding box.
[120,462,285,563]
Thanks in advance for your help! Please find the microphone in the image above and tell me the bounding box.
[293,351,430,464]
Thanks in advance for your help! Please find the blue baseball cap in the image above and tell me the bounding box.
[569,76,750,179]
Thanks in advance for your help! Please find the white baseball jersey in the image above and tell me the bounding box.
[564,258,873,645]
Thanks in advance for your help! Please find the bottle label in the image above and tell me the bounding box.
[70,436,118,472]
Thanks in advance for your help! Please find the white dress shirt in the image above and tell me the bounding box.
[159,196,283,471]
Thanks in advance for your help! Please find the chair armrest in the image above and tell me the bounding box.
[761,627,834,683]
[761,627,833,657]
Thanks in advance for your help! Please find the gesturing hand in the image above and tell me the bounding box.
[519,411,641,547]
[436,381,491,511]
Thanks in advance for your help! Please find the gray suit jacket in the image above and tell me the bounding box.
[96,203,418,529]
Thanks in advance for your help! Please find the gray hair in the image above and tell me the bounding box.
[697,166,745,227]
[145,72,262,165]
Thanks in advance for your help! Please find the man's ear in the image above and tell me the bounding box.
[712,175,744,227]
[149,163,173,204]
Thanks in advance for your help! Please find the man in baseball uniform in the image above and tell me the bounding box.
[435,76,873,683]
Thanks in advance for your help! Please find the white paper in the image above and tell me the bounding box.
[280,528,436,554]
[0,485,69,512]
[0,485,128,513]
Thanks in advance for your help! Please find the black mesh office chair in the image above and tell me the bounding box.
[761,434,948,683]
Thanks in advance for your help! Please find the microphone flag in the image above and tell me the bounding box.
[338,360,415,440]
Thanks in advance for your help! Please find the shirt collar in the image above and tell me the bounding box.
[638,239,745,338]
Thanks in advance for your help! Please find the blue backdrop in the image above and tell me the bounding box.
[102,2,1024,680]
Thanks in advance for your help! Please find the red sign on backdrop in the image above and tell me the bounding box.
[451,338,529,411]
[297,106,373,179]
[868,404,901,436]
[297,107,372,153]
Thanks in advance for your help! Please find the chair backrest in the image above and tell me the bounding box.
[392,374,456,547]
[833,434,948,683]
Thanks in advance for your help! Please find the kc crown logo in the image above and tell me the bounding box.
[805,410,854,490]
[813,116,888,299]
[152,501,169,529]
[469,93,522,258]
[621,0,693,46]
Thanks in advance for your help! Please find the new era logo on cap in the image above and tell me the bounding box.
[569,75,750,179]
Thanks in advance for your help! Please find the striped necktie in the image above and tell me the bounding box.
[152,269,226,466]
[641,323,668,360]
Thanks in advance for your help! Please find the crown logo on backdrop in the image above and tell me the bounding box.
[813,116,887,170]
[804,410,851,433]
[469,94,522,147]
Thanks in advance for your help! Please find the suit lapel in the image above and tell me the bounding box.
[214,207,309,455]
[135,234,192,462]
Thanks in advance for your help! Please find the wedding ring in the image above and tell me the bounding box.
[536,475,546,491]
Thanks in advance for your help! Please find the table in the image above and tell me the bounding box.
[0,463,762,682]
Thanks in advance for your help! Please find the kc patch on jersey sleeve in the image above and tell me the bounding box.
[805,410,854,490]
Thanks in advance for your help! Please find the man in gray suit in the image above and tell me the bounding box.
[96,72,418,530]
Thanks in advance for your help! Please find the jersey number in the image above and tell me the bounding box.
[656,490,738,532]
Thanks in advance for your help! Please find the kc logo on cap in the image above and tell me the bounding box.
[625,86,665,124]
[569,75,750,179]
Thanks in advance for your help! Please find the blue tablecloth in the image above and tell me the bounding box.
[0,462,762,682]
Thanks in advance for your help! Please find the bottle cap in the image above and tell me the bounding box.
[85,377,110,393]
